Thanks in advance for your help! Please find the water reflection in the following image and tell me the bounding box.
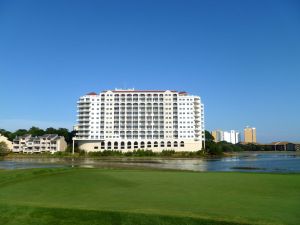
[1,152,300,173]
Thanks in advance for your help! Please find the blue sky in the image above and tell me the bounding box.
[0,0,299,142]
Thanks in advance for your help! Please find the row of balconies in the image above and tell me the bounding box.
[114,98,175,102]
[115,109,164,113]
[78,110,178,115]
[117,99,165,102]
[114,121,178,125]
[114,104,177,107]
[76,135,188,140]
[115,113,166,117]
[15,147,58,152]
[77,123,180,128]
[78,103,90,107]
[78,117,194,123]
[115,124,165,126]
[119,135,165,139]
[114,123,166,127]
[115,105,165,108]
[78,105,178,111]
[13,143,57,148]
[78,112,179,117]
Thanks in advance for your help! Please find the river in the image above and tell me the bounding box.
[1,152,300,173]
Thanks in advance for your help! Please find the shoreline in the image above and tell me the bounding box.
[2,150,300,160]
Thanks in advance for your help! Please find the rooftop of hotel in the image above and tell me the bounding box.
[86,89,188,95]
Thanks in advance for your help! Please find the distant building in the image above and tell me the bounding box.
[295,143,300,151]
[212,130,223,142]
[73,125,79,131]
[211,130,240,144]
[268,142,296,151]
[244,127,257,143]
[0,134,12,150]
[12,134,67,153]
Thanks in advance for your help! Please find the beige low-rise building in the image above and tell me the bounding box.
[13,134,67,153]
[0,134,13,150]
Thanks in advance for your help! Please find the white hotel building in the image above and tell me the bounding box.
[75,89,205,152]
[212,130,240,144]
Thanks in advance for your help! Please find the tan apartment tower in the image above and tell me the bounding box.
[244,127,257,143]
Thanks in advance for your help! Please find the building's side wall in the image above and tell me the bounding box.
[58,138,67,151]
[252,128,257,143]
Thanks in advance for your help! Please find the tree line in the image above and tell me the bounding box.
[1,128,270,155]
[0,127,75,144]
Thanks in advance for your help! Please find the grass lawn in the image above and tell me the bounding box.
[0,168,299,225]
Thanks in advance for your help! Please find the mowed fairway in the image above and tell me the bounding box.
[0,168,299,225]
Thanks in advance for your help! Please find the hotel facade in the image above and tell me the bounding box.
[75,89,205,152]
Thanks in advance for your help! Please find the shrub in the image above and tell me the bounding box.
[161,150,175,156]
[131,149,156,157]
[0,141,10,156]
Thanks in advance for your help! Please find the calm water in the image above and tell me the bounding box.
[1,152,300,173]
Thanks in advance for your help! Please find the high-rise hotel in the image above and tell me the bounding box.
[244,127,257,143]
[75,89,205,152]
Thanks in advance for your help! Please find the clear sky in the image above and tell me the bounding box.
[0,0,299,143]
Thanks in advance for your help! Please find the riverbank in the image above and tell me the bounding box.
[3,151,217,159]
[2,151,300,172]
[0,168,299,225]
[4,150,299,160]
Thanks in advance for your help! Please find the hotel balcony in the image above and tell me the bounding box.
[77,101,90,105]
[78,108,90,113]
[77,117,90,122]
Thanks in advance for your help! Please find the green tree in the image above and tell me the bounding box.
[0,129,11,139]
[44,127,74,144]
[205,141,223,155]
[0,141,9,155]
[28,127,45,136]
[57,128,71,143]
[45,127,57,134]
[205,130,214,142]
[10,129,28,140]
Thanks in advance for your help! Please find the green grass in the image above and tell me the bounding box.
[0,168,299,225]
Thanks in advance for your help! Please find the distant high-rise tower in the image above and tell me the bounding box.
[244,127,257,143]
[212,130,240,144]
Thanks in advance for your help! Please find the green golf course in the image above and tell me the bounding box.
[0,168,299,225]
